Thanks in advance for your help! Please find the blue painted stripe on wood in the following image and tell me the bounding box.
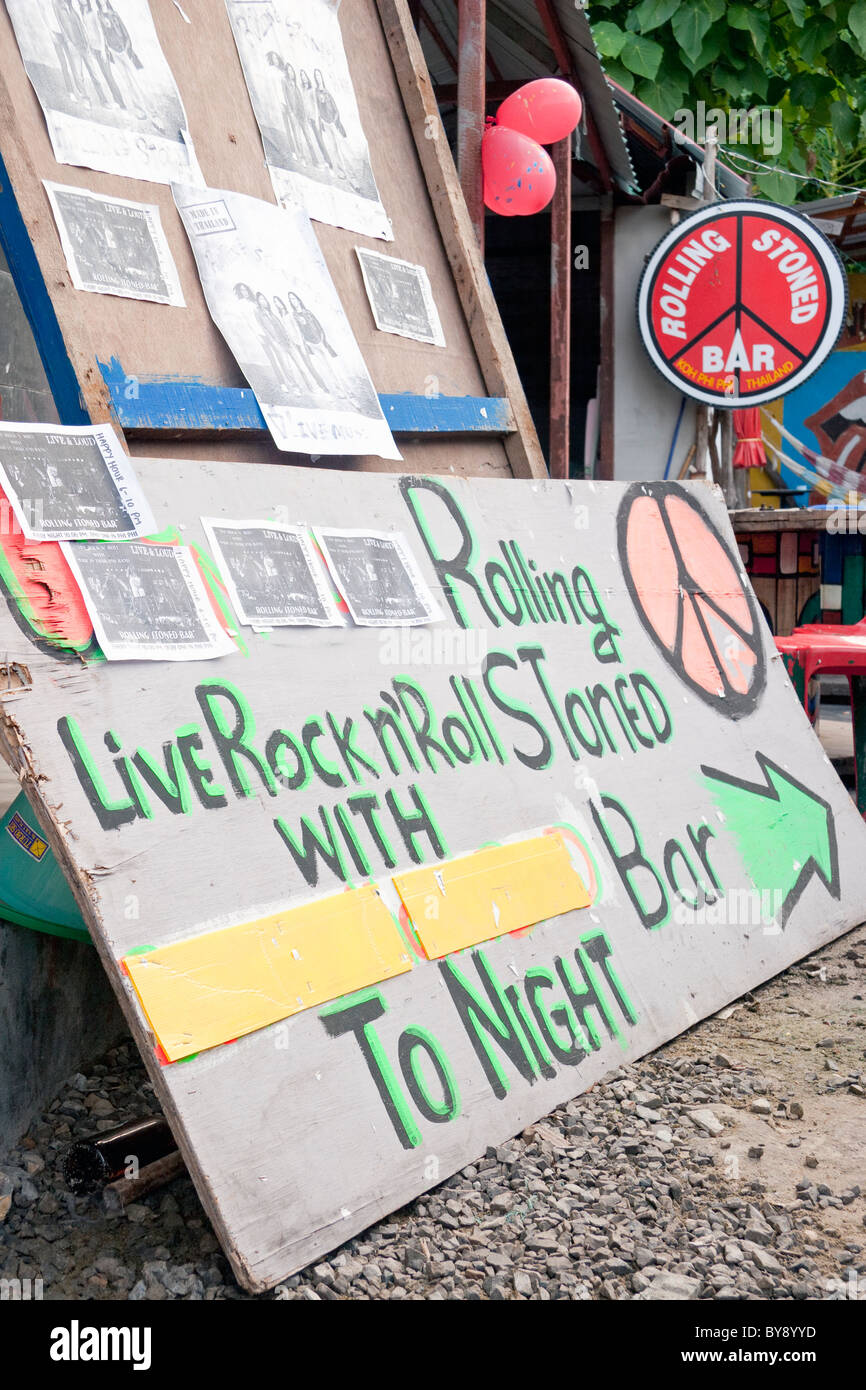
[97,357,512,435]
[0,149,89,425]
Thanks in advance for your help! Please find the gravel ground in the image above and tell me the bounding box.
[1,925,865,1302]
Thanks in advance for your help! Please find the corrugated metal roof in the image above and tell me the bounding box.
[607,81,750,201]
[417,0,637,192]
[800,193,866,257]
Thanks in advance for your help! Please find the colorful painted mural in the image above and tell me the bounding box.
[775,273,866,500]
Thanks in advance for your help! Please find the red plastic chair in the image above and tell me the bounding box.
[775,625,866,814]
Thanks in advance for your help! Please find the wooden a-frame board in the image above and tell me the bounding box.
[2,465,866,1291]
[0,0,544,478]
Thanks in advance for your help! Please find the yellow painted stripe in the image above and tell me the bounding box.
[123,885,412,1062]
[393,832,590,959]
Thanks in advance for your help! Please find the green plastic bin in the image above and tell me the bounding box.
[0,792,89,943]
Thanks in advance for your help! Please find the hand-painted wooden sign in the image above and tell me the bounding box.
[1,462,864,1291]
[637,201,846,406]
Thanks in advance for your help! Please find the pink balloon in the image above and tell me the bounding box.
[496,78,583,146]
[482,125,556,217]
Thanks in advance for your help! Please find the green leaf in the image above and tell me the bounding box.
[680,19,726,75]
[590,19,627,58]
[636,74,690,117]
[713,66,747,100]
[620,32,664,79]
[850,0,866,52]
[789,71,836,108]
[600,58,635,91]
[672,3,713,61]
[752,169,800,203]
[798,16,836,63]
[830,98,859,141]
[784,0,807,25]
[736,55,771,101]
[728,4,770,54]
[628,0,682,31]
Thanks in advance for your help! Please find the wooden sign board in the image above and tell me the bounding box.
[1,463,863,1291]
[0,0,543,481]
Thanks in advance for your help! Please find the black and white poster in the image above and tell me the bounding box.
[173,183,400,460]
[225,0,391,239]
[44,182,185,306]
[356,248,445,346]
[202,518,342,627]
[5,0,201,184]
[315,528,443,626]
[61,540,236,661]
[0,421,155,541]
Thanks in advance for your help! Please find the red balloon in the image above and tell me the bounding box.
[482,125,556,217]
[496,78,583,146]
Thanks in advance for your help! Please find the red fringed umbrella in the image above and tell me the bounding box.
[732,406,767,469]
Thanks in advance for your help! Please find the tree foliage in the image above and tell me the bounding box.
[588,0,866,201]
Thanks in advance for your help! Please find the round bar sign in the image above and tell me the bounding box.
[637,200,846,406]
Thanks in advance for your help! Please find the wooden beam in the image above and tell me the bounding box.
[0,145,88,425]
[549,135,572,480]
[376,0,548,479]
[457,0,486,252]
[598,199,614,479]
[436,78,523,104]
[532,0,571,73]
[419,5,458,76]
[487,0,553,64]
[531,0,613,193]
[97,358,515,437]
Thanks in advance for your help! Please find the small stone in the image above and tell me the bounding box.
[743,1242,783,1275]
[688,1108,723,1137]
[789,1101,804,1119]
[634,1271,701,1301]
[804,1156,819,1170]
[750,1098,772,1116]
[633,1091,662,1109]
[715,1053,735,1069]
[513,1270,533,1297]
[635,1105,661,1124]
[748,1146,765,1161]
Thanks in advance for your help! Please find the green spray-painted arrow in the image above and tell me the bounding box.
[700,752,840,930]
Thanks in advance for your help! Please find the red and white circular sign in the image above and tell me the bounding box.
[637,200,846,406]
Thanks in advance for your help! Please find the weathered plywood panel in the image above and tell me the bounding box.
[0,0,537,477]
[1,464,863,1291]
